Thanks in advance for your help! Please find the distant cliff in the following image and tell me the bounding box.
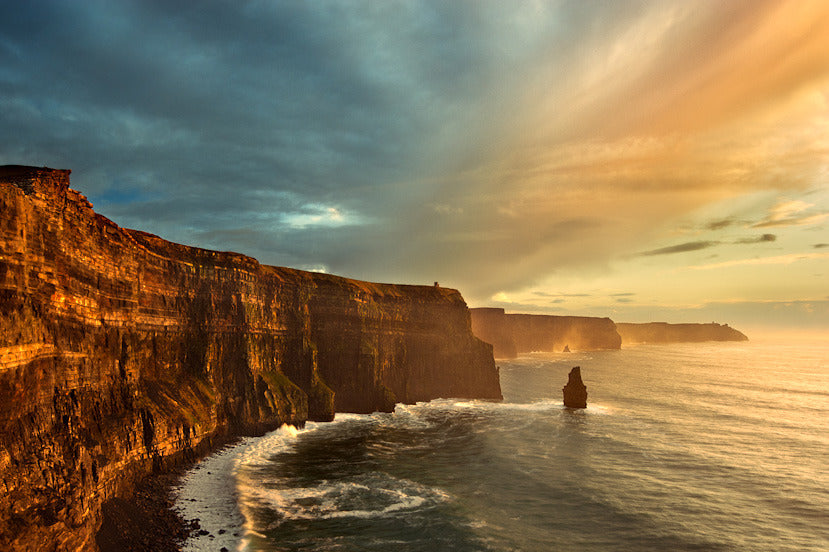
[470,308,621,358]
[0,166,501,551]
[616,322,748,344]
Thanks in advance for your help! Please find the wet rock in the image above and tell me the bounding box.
[562,366,587,409]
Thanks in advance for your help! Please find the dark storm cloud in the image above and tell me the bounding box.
[1,0,661,296]
[637,241,719,256]
[0,1,486,245]
[3,1,828,309]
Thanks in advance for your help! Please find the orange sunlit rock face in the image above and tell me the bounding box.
[0,166,501,551]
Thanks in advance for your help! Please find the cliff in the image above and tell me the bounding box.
[0,166,501,551]
[616,322,748,344]
[469,308,621,358]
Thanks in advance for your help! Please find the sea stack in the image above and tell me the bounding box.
[563,366,587,408]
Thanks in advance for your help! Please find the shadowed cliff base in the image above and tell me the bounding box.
[0,166,501,551]
[95,468,195,552]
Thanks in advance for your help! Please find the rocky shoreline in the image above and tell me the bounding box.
[96,468,195,552]
[95,434,249,552]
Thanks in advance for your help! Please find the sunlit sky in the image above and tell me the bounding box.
[2,1,828,330]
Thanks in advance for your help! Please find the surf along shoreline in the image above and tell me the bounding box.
[95,435,245,552]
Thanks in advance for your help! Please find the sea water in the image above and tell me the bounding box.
[175,338,829,551]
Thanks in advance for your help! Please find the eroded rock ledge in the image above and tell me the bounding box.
[0,166,501,551]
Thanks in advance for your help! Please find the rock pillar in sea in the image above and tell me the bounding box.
[562,366,587,408]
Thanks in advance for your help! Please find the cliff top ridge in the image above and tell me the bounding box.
[1,164,464,301]
[1,165,70,194]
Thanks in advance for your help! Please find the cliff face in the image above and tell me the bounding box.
[616,322,748,344]
[470,308,621,358]
[0,166,501,551]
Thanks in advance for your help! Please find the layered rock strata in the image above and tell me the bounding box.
[470,307,622,358]
[616,322,748,344]
[562,366,587,409]
[0,166,501,551]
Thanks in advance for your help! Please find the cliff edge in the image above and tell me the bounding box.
[0,166,501,551]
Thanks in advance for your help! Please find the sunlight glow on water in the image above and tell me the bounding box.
[178,341,829,552]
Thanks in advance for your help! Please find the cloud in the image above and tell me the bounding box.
[638,241,719,256]
[281,205,362,229]
[815,243,829,249]
[752,200,829,228]
[734,234,776,244]
[1,1,828,306]
[605,300,829,330]
[706,218,738,230]
[533,291,591,298]
[688,252,829,270]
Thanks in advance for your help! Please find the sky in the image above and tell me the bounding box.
[2,0,828,331]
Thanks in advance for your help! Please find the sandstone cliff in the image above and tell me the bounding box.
[0,166,501,551]
[616,322,748,344]
[470,308,621,358]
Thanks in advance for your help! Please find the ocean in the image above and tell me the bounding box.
[175,338,829,551]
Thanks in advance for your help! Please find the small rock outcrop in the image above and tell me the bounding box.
[563,345,570,352]
[562,366,587,408]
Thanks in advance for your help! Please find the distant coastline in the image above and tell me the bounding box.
[470,308,747,359]
[616,322,748,344]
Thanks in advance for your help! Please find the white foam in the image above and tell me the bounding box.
[586,403,612,414]
[174,438,255,552]
[175,423,310,552]
[238,471,449,525]
[236,423,304,467]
